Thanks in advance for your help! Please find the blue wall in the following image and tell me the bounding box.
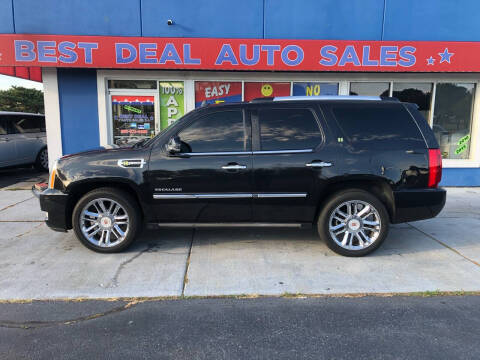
[142,0,263,38]
[57,69,99,155]
[13,0,141,36]
[440,168,480,187]
[264,0,384,40]
[0,0,14,33]
[383,1,480,41]
[6,0,480,41]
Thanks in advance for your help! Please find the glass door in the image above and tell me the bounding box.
[109,92,158,146]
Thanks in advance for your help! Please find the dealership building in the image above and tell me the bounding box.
[1,0,480,186]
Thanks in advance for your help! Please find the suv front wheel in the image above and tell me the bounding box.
[72,187,140,253]
[317,189,389,257]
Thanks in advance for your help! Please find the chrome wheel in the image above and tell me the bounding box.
[80,198,130,248]
[328,200,381,251]
[39,148,48,170]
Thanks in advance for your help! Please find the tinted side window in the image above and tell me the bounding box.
[12,115,45,133]
[331,103,425,149]
[258,108,322,151]
[0,117,8,135]
[178,110,249,153]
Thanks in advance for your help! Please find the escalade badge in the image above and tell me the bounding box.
[117,159,146,168]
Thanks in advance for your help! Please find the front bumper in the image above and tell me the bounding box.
[34,187,70,232]
[391,187,446,223]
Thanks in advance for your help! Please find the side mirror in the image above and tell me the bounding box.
[166,136,181,154]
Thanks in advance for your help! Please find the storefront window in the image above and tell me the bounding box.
[350,82,390,97]
[111,95,155,146]
[108,80,157,89]
[159,82,184,130]
[244,82,290,101]
[392,83,433,121]
[195,81,242,108]
[293,82,338,96]
[433,83,475,159]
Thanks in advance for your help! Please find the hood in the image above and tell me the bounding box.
[58,144,127,160]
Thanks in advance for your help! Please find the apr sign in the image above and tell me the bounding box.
[159,82,184,130]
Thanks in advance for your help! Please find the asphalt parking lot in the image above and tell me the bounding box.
[2,295,480,359]
[0,185,479,300]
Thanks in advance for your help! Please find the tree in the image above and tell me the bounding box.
[0,86,44,114]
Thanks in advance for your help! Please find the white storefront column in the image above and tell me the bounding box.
[41,68,63,170]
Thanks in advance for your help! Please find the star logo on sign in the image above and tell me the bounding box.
[438,48,454,63]
[426,56,435,65]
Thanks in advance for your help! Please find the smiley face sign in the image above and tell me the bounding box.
[244,82,291,101]
[261,84,273,97]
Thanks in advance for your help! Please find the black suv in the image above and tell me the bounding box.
[37,96,446,256]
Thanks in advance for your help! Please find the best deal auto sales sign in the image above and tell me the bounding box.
[0,34,476,72]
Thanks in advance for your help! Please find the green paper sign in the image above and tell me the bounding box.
[457,134,470,146]
[159,82,184,130]
[454,134,470,155]
[455,143,468,155]
[123,105,142,114]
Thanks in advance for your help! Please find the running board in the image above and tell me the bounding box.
[148,223,311,229]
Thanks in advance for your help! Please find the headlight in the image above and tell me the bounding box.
[48,160,58,189]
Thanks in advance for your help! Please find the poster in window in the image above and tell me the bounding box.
[195,81,242,108]
[159,81,184,130]
[243,82,291,102]
[111,95,155,146]
[293,82,338,96]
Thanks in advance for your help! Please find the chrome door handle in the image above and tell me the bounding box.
[305,161,332,168]
[0,138,10,142]
[221,164,247,170]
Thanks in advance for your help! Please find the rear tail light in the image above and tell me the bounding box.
[428,149,442,188]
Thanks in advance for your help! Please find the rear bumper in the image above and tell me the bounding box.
[391,188,446,223]
[36,188,70,232]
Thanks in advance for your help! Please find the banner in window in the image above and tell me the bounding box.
[244,82,291,102]
[195,81,242,108]
[111,95,155,146]
[293,82,338,96]
[159,81,184,130]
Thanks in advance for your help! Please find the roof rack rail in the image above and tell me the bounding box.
[272,95,399,102]
[250,97,274,103]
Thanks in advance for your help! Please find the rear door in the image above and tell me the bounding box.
[251,104,329,223]
[0,116,18,167]
[10,115,46,163]
[323,102,429,189]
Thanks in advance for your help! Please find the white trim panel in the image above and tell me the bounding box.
[42,68,62,171]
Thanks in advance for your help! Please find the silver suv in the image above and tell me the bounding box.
[0,111,48,171]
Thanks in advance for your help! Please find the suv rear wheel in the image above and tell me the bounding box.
[72,187,140,253]
[34,147,49,172]
[317,189,389,257]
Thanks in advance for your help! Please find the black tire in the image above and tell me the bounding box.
[72,187,141,253]
[34,146,49,172]
[317,189,389,257]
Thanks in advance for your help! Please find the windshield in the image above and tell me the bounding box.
[140,112,192,148]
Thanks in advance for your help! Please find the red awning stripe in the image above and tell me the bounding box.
[0,66,42,82]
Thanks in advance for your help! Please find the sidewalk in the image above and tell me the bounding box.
[0,187,479,300]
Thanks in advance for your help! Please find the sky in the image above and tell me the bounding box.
[0,74,43,91]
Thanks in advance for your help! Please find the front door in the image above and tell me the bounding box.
[251,105,327,223]
[147,108,253,222]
